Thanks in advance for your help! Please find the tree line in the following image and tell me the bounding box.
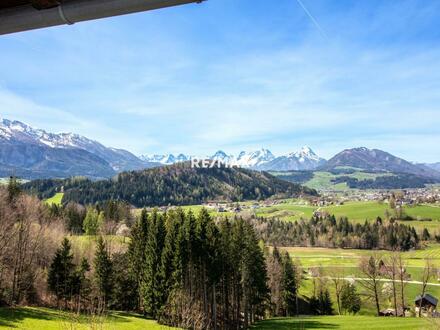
[22,164,317,208]
[250,214,422,251]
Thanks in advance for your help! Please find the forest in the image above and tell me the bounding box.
[250,214,422,251]
[330,174,435,189]
[23,164,317,207]
[1,178,438,329]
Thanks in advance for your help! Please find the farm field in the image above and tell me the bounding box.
[282,244,440,315]
[252,315,435,330]
[0,307,177,330]
[44,192,64,206]
[253,200,440,231]
[321,201,440,230]
[134,199,440,231]
[301,171,391,191]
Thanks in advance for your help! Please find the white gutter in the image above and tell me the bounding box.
[0,0,204,36]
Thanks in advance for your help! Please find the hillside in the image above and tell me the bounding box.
[271,169,438,191]
[0,118,158,179]
[322,147,440,179]
[23,163,317,207]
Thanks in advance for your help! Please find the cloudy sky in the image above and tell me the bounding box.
[1,0,440,162]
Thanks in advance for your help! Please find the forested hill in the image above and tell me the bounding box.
[23,163,317,207]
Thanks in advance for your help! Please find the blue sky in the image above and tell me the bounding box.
[1,0,440,162]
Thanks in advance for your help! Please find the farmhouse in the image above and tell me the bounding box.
[414,293,438,317]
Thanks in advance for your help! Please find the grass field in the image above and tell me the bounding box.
[0,307,177,330]
[302,171,392,191]
[252,315,437,330]
[45,192,64,206]
[252,200,440,231]
[321,201,440,230]
[135,199,440,231]
[281,244,440,315]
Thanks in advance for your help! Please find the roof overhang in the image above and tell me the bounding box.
[0,0,204,36]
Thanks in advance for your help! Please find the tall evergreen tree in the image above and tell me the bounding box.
[280,251,297,316]
[128,208,149,309]
[94,236,113,308]
[142,210,165,317]
[340,283,361,314]
[47,238,75,308]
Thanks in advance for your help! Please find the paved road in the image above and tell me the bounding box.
[309,276,440,287]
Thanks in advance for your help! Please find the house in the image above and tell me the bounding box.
[379,307,409,317]
[414,293,438,317]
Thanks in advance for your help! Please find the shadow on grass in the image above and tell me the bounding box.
[252,318,339,330]
[0,307,55,328]
[0,307,151,328]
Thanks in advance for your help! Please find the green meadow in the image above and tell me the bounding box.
[302,171,392,192]
[135,199,440,231]
[44,192,64,206]
[252,315,436,330]
[280,244,440,316]
[0,307,177,330]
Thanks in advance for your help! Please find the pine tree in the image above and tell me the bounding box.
[94,236,113,308]
[7,176,21,203]
[111,252,138,311]
[340,283,361,314]
[142,210,165,317]
[280,251,297,316]
[47,238,75,308]
[71,257,91,313]
[158,210,180,311]
[128,208,149,309]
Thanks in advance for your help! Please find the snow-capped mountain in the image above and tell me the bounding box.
[257,146,327,171]
[141,147,324,171]
[0,118,157,179]
[235,148,275,168]
[141,153,191,165]
[210,150,235,163]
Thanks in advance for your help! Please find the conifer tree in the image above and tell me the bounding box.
[142,210,165,317]
[94,236,113,308]
[340,283,361,314]
[47,237,75,308]
[280,251,297,316]
[128,209,149,308]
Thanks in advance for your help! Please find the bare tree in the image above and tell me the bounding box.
[0,187,62,305]
[381,253,398,317]
[327,267,345,315]
[359,254,383,316]
[396,252,409,316]
[418,258,435,317]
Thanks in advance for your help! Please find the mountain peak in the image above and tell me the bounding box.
[324,147,440,179]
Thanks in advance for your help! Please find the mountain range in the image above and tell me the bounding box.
[1,118,439,181]
[141,146,326,171]
[0,118,158,179]
[323,147,440,179]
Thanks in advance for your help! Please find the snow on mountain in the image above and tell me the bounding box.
[257,146,326,171]
[141,153,192,165]
[0,118,154,174]
[140,147,324,171]
[235,148,275,168]
[210,150,235,163]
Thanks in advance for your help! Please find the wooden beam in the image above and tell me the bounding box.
[30,0,60,10]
